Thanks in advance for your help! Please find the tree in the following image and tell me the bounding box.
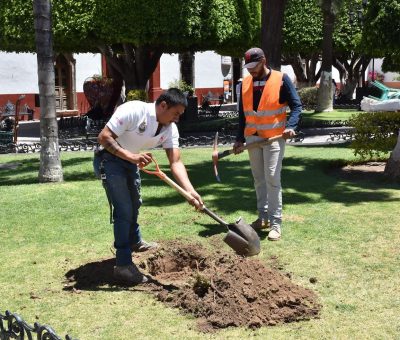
[282,0,370,96]
[362,0,400,73]
[362,0,400,56]
[282,0,324,88]
[384,130,400,181]
[362,0,400,180]
[33,0,63,182]
[315,0,344,112]
[0,0,261,95]
[332,0,370,100]
[261,0,287,70]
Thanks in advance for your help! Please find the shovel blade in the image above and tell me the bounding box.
[223,217,261,256]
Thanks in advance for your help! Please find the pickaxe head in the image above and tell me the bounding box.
[212,132,221,182]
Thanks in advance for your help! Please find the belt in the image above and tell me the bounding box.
[94,146,109,157]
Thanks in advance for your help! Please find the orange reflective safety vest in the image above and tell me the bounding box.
[242,70,288,138]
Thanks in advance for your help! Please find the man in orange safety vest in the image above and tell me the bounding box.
[234,47,302,241]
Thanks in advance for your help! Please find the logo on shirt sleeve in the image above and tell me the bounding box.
[138,120,147,134]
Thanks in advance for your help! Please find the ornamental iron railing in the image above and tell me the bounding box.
[0,310,77,340]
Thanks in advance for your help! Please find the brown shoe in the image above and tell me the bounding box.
[113,264,148,285]
[251,218,269,230]
[131,240,159,252]
[267,225,281,241]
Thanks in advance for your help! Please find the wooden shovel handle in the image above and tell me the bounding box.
[141,156,229,226]
[140,156,202,209]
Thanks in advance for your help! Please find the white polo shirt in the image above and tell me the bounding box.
[106,101,179,154]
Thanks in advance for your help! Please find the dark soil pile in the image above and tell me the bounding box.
[137,241,320,331]
[65,240,321,332]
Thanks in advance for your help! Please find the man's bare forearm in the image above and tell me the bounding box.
[103,138,122,156]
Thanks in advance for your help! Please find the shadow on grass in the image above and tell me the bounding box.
[142,155,399,216]
[64,257,179,292]
[196,218,270,240]
[2,151,399,209]
[0,156,96,186]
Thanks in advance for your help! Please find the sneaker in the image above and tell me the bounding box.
[113,264,148,284]
[131,240,159,252]
[251,218,269,230]
[268,225,281,241]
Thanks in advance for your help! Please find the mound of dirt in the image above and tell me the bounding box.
[64,240,321,332]
[136,241,320,331]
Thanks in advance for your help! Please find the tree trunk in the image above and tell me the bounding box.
[261,0,287,70]
[384,130,400,181]
[232,57,242,102]
[283,53,320,88]
[99,44,162,96]
[179,52,195,90]
[333,54,371,101]
[33,0,63,183]
[315,0,335,113]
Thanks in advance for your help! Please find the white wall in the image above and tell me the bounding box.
[160,53,180,89]
[0,52,38,94]
[161,51,228,89]
[74,53,102,91]
[194,51,226,88]
[160,50,306,89]
[0,52,101,94]
[369,58,400,82]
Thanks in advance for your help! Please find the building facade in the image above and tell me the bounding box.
[1,51,398,121]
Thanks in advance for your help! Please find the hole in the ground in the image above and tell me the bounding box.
[145,247,208,276]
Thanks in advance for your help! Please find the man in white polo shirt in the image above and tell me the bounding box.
[94,88,203,285]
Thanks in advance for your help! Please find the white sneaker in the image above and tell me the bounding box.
[268,225,281,241]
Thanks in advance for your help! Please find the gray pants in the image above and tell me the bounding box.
[246,135,285,227]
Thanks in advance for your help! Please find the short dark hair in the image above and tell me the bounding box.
[156,88,187,108]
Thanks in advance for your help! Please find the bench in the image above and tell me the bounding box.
[369,81,400,101]
[0,131,13,144]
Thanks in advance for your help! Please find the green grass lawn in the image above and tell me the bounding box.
[0,145,399,339]
[301,109,357,121]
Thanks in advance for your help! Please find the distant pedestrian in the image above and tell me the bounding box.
[332,79,338,104]
[236,78,243,110]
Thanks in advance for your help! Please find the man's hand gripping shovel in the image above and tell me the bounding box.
[140,156,260,257]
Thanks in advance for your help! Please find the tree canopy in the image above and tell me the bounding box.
[362,0,400,72]
[362,0,400,55]
[0,0,260,54]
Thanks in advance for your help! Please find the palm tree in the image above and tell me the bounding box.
[315,0,344,112]
[33,0,63,182]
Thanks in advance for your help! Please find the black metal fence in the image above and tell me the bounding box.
[0,115,355,154]
[0,310,77,340]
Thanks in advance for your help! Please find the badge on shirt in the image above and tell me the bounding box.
[158,136,165,144]
[138,120,147,134]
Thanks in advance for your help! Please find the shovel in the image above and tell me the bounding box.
[140,157,260,257]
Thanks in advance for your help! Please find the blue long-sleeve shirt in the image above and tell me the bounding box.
[236,70,302,143]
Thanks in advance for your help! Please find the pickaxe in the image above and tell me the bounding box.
[212,132,283,182]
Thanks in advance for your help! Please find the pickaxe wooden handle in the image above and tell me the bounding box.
[212,133,283,182]
[218,134,283,160]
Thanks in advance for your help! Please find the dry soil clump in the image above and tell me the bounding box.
[137,241,321,331]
